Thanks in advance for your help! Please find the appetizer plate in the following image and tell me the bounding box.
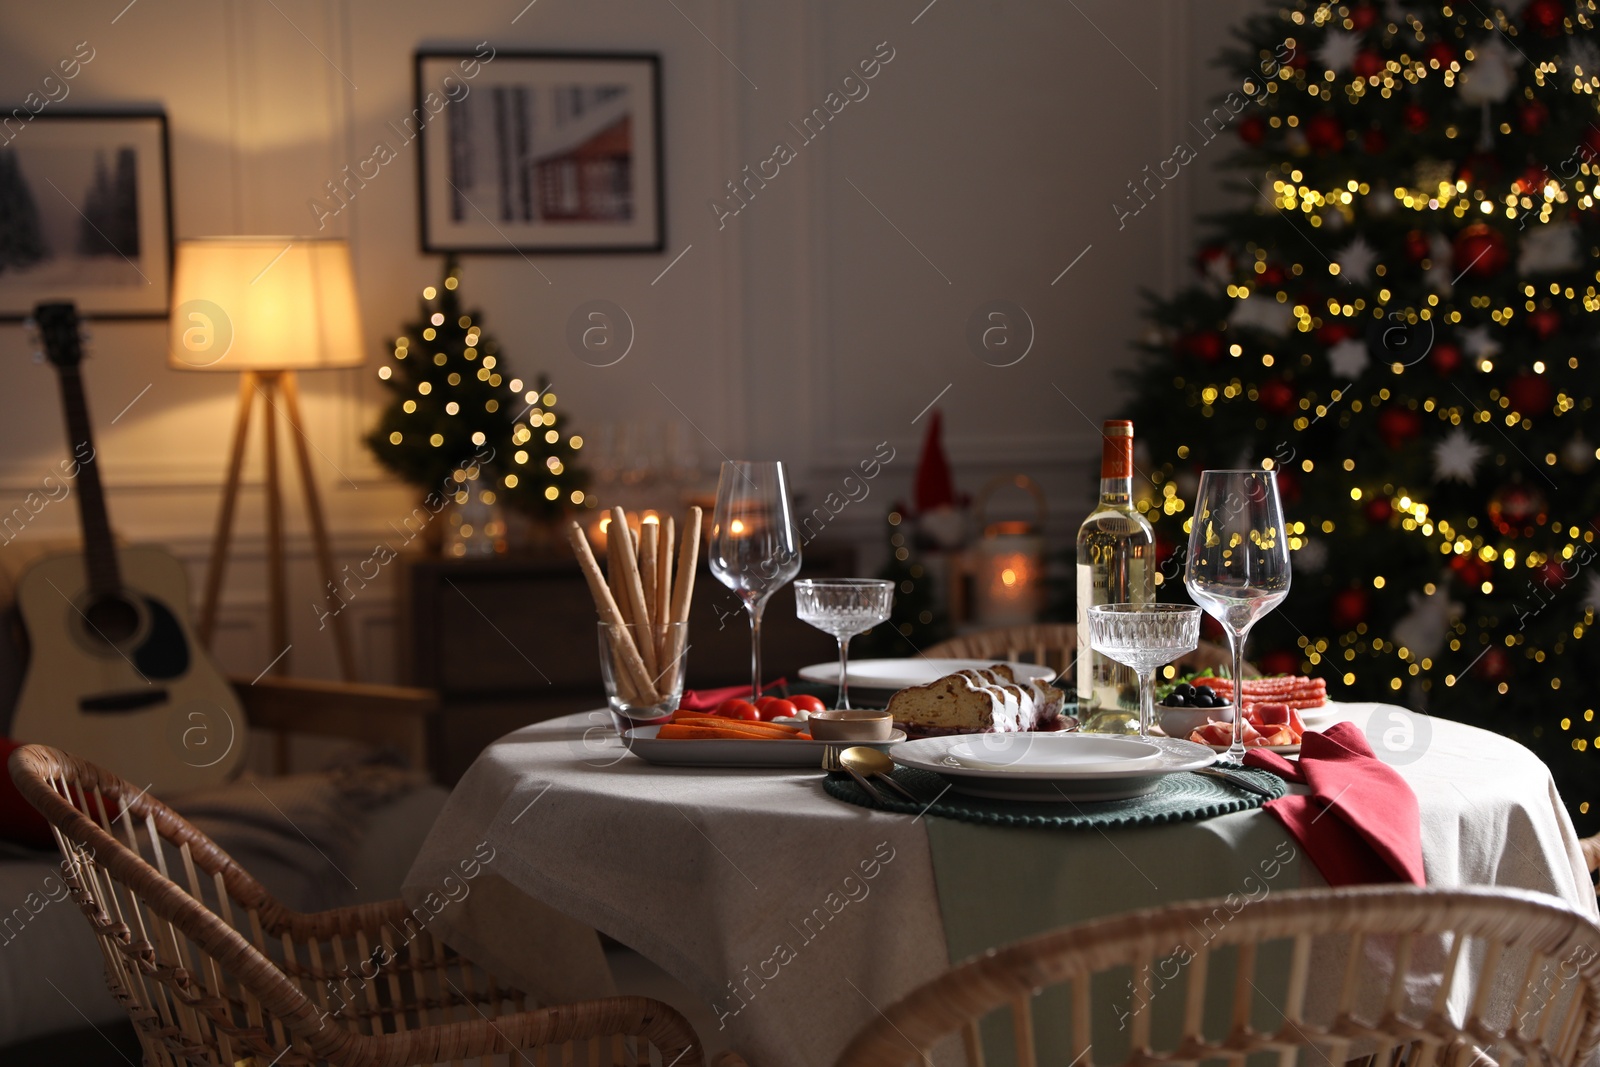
[797,657,1057,690]
[890,732,1216,802]
[623,725,905,768]
[1295,703,1344,727]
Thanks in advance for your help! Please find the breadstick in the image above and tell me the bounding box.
[639,521,659,649]
[666,507,701,672]
[606,521,632,625]
[656,516,675,665]
[611,506,660,683]
[566,522,657,702]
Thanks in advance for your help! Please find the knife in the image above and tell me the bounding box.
[1195,766,1278,798]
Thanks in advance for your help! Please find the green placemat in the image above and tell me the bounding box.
[822,763,1285,828]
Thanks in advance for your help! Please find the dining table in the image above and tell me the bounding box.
[402,700,1599,1067]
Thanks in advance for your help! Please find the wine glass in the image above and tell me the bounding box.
[709,461,802,699]
[1085,604,1200,739]
[794,579,895,709]
[1184,469,1291,760]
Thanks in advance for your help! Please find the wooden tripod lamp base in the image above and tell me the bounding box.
[196,370,356,681]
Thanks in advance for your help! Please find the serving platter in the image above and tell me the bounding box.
[889,732,1216,802]
[622,725,905,768]
[797,657,1057,690]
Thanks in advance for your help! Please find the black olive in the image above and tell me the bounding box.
[1195,691,1216,708]
[1175,683,1195,698]
[1166,693,1188,707]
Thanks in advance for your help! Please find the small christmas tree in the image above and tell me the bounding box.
[853,505,951,658]
[366,258,586,519]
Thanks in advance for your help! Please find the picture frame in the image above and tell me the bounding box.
[415,50,664,255]
[0,111,173,320]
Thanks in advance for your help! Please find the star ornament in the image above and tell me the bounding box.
[1327,337,1371,378]
[1433,427,1489,484]
[1317,30,1362,74]
[1460,325,1502,364]
[1335,236,1380,281]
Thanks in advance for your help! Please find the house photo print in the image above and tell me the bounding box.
[0,113,172,319]
[416,52,663,254]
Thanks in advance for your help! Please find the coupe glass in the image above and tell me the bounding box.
[1184,469,1291,760]
[709,461,802,699]
[794,579,895,709]
[1086,604,1201,739]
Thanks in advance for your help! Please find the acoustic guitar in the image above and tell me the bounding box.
[11,302,246,792]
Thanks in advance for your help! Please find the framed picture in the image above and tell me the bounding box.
[0,112,172,320]
[415,51,663,255]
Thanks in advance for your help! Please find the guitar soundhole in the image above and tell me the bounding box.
[83,595,141,645]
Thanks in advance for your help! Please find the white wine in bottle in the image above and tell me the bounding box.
[1075,420,1156,733]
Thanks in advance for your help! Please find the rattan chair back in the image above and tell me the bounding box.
[925,623,1252,684]
[9,743,705,1067]
[835,885,1600,1067]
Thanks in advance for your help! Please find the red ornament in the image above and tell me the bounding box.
[1452,222,1509,279]
[1317,321,1355,346]
[1402,229,1432,264]
[1450,554,1491,588]
[1331,587,1371,630]
[1514,166,1551,196]
[1524,0,1566,37]
[1258,378,1297,415]
[1353,50,1384,79]
[1258,649,1303,676]
[1505,372,1554,414]
[1259,264,1286,287]
[1488,482,1550,537]
[1429,341,1462,375]
[1527,308,1561,342]
[1238,115,1267,146]
[1403,103,1429,133]
[1365,498,1393,524]
[1273,467,1302,502]
[1349,4,1379,31]
[1201,614,1226,643]
[1477,647,1510,683]
[1425,41,1457,69]
[1457,152,1502,187]
[1519,100,1551,135]
[1305,114,1345,154]
[1179,331,1224,364]
[1195,243,1230,277]
[1363,126,1389,154]
[1377,407,1423,448]
[1585,127,1600,158]
[1540,560,1570,591]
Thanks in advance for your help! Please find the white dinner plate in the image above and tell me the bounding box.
[890,732,1216,802]
[1295,703,1343,727]
[622,726,905,768]
[797,657,1057,690]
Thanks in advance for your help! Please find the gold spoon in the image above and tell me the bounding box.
[840,747,919,803]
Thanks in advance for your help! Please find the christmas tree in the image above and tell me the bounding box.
[0,150,45,272]
[853,505,950,658]
[1128,0,1600,830]
[366,258,586,519]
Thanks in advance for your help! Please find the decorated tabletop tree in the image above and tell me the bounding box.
[367,259,586,523]
[1127,0,1600,828]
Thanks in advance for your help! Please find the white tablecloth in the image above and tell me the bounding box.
[403,703,1598,1067]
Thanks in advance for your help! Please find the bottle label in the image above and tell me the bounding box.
[1101,421,1133,480]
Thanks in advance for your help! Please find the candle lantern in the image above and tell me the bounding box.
[971,474,1046,626]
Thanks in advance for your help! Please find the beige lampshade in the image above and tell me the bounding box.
[168,237,364,371]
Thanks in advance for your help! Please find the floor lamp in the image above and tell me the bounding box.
[169,237,363,681]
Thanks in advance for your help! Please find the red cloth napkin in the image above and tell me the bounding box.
[679,678,790,711]
[1244,720,1425,887]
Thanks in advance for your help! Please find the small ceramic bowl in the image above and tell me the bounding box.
[1156,704,1234,741]
[806,709,894,742]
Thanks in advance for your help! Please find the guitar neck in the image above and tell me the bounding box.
[54,364,119,596]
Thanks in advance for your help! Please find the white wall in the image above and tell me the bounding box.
[0,0,1258,683]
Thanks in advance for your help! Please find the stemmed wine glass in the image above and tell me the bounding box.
[794,579,895,709]
[1086,604,1201,739]
[1184,469,1291,760]
[709,461,802,699]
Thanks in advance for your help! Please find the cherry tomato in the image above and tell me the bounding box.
[754,696,784,713]
[788,694,826,715]
[757,698,797,722]
[714,699,759,721]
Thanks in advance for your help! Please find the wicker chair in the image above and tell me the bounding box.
[9,744,742,1067]
[835,885,1600,1067]
[925,623,1255,684]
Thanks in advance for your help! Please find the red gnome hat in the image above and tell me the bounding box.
[914,411,956,514]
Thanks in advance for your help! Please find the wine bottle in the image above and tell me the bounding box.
[1075,420,1156,732]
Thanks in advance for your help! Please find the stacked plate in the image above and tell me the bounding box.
[890,732,1217,802]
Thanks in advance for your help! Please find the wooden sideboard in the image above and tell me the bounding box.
[399,543,856,782]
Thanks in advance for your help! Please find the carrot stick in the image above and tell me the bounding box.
[669,720,801,739]
[670,712,803,735]
[659,724,787,741]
